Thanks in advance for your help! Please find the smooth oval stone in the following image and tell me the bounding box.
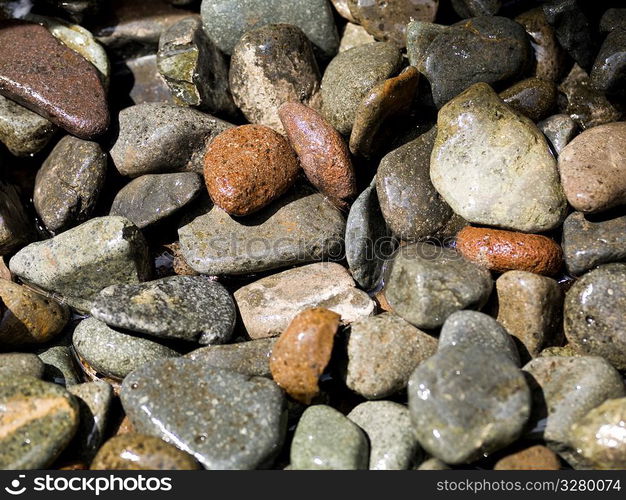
[339,22,375,52]
[291,405,368,470]
[408,345,530,464]
[185,338,277,377]
[564,264,626,371]
[110,103,233,178]
[34,136,107,235]
[0,376,79,469]
[494,445,561,470]
[321,42,402,135]
[499,77,557,122]
[383,243,493,329]
[178,188,346,276]
[73,317,179,380]
[234,262,375,339]
[0,95,57,156]
[110,173,202,229]
[229,24,320,134]
[0,181,34,255]
[558,122,626,214]
[10,216,151,312]
[38,345,81,387]
[538,114,578,155]
[346,312,438,399]
[200,0,339,60]
[439,310,519,366]
[91,276,236,345]
[0,353,45,378]
[0,20,109,138]
[562,211,626,276]
[430,83,567,232]
[348,401,420,470]
[121,358,286,470]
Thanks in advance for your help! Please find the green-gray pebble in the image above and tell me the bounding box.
[185,338,277,377]
[538,114,578,155]
[0,353,45,378]
[0,95,57,156]
[37,345,81,387]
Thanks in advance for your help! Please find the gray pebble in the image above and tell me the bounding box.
[185,338,277,377]
[37,345,81,387]
[0,353,45,378]
[538,114,578,155]
[0,95,56,157]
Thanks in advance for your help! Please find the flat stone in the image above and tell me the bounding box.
[348,401,420,470]
[178,187,346,276]
[9,216,151,312]
[34,136,107,235]
[290,405,368,470]
[562,211,626,275]
[73,317,180,380]
[499,77,557,123]
[0,95,57,156]
[339,22,375,52]
[494,445,561,470]
[538,114,578,155]
[590,27,626,94]
[0,181,34,255]
[0,20,109,138]
[91,276,236,345]
[38,345,81,387]
[451,0,500,17]
[234,262,375,339]
[430,83,567,232]
[110,173,202,229]
[121,358,286,469]
[0,353,44,378]
[0,376,79,469]
[383,243,493,329]
[346,312,438,399]
[408,345,530,464]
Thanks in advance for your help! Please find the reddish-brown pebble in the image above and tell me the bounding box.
[269,308,340,404]
[456,226,562,276]
[494,445,561,470]
[203,124,299,216]
[279,102,356,210]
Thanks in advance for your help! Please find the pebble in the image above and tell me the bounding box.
[0,95,57,156]
[494,445,561,470]
[346,312,438,399]
[496,271,563,360]
[234,262,375,339]
[229,24,320,134]
[0,181,34,255]
[456,226,563,276]
[110,173,202,229]
[339,22,375,52]
[331,0,355,22]
[558,121,626,214]
[408,345,531,464]
[116,54,175,105]
[34,136,107,235]
[430,83,567,232]
[321,42,402,135]
[383,243,493,329]
[405,21,447,68]
[0,377,79,469]
[203,125,299,216]
[0,353,45,378]
[178,187,346,276]
[110,103,233,177]
[348,401,420,470]
[601,8,626,33]
[43,0,101,23]
[417,457,450,470]
[538,114,578,155]
[290,405,368,470]
[562,211,626,276]
[0,20,109,138]
[38,345,81,387]
[498,77,557,123]
[91,434,200,470]
[121,358,286,470]
[0,256,10,281]
[451,0,500,17]
[590,26,626,94]
[72,317,179,380]
[270,308,340,404]
[279,102,356,210]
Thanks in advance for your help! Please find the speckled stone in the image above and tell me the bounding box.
[0,181,34,255]
[73,317,179,380]
[121,358,286,470]
[591,27,626,95]
[0,20,109,138]
[494,445,561,470]
[539,345,581,358]
[321,42,402,135]
[9,216,151,312]
[538,114,578,155]
[38,345,81,387]
[601,8,626,33]
[0,353,45,378]
[34,136,107,235]
[110,173,202,229]
[291,405,368,470]
[383,243,493,329]
[499,78,557,122]
[430,83,567,232]
[91,433,200,470]
[346,312,437,399]
[405,21,448,68]
[91,276,236,345]
[409,345,530,464]
[234,262,375,339]
[0,95,56,156]
[339,22,375,52]
[0,376,79,469]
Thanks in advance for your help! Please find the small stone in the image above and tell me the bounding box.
[538,114,578,155]
[0,95,56,156]
[270,308,340,404]
[494,445,561,470]
[348,401,420,470]
[408,345,530,464]
[91,434,200,470]
[114,54,175,105]
[38,0,102,23]
[0,256,10,281]
[331,0,355,22]
[339,22,375,52]
[558,122,626,213]
[601,9,626,33]
[417,457,451,470]
[456,226,563,276]
[110,173,202,229]
[346,312,438,399]
[291,405,368,470]
[38,345,81,387]
[0,353,45,378]
[0,377,79,469]
[121,358,286,469]
[590,27,626,95]
[34,136,107,235]
[451,0,500,17]
[383,243,493,329]
[539,345,581,358]
[499,77,557,123]
[405,21,448,68]
[234,262,375,339]
[0,181,34,255]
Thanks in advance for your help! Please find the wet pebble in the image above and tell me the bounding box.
[538,114,578,155]
[0,181,34,256]
[494,445,561,470]
[590,26,626,95]
[38,345,81,387]
[0,353,45,378]
[0,95,57,157]
[499,77,557,122]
